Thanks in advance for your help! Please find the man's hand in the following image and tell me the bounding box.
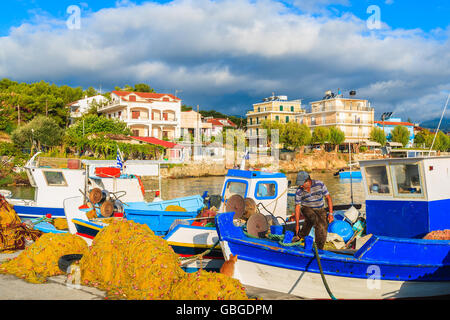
[327,212,334,223]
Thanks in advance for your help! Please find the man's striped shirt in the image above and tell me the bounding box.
[295,179,329,208]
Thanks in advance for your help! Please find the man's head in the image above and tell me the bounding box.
[296,171,312,189]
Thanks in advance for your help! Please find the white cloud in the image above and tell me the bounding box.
[0,0,449,120]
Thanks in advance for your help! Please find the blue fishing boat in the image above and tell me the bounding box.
[215,156,450,299]
[338,170,362,179]
[65,195,204,241]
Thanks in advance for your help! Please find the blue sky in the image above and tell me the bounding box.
[0,0,449,121]
[2,0,449,34]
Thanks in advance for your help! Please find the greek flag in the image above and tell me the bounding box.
[116,147,123,170]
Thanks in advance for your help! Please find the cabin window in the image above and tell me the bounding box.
[391,164,423,197]
[223,180,247,199]
[255,181,277,200]
[365,166,390,195]
[43,171,67,187]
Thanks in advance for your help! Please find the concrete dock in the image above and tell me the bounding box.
[0,252,302,300]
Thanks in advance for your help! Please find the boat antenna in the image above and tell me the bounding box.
[429,93,450,154]
[348,142,354,206]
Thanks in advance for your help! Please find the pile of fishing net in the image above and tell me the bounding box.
[171,269,248,300]
[0,196,42,253]
[78,220,248,300]
[79,219,184,300]
[0,233,88,283]
[423,229,450,240]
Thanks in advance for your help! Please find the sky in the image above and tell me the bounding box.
[0,0,449,122]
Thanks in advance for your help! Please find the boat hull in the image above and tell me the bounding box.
[164,224,224,273]
[220,240,450,299]
[12,203,65,219]
[216,211,450,299]
[339,171,362,179]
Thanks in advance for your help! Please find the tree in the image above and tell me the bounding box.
[281,122,311,150]
[370,127,387,146]
[312,127,330,146]
[432,131,450,151]
[391,125,410,147]
[181,105,193,112]
[329,127,346,151]
[133,83,155,93]
[66,114,131,139]
[11,116,63,152]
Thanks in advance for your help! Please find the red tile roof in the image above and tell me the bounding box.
[374,121,414,126]
[131,136,181,149]
[206,118,237,127]
[112,90,180,101]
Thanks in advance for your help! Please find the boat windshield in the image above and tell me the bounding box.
[391,163,423,197]
[223,180,247,199]
[43,171,68,186]
[365,166,390,195]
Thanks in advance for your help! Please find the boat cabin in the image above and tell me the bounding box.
[18,157,145,209]
[360,156,450,238]
[219,169,289,221]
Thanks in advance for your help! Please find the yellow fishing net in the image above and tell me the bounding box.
[79,219,184,300]
[0,197,42,253]
[171,269,249,300]
[165,205,186,212]
[0,233,88,283]
[53,218,69,230]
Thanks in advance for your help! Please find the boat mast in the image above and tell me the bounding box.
[429,93,449,154]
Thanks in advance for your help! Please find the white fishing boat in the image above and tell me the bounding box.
[7,152,145,220]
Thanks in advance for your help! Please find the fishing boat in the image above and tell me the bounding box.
[215,156,450,299]
[7,153,146,220]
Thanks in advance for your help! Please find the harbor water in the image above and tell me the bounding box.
[4,172,365,213]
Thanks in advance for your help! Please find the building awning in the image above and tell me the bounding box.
[387,141,403,147]
[131,136,182,149]
[363,141,381,147]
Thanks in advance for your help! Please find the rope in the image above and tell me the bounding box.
[179,239,221,265]
[313,242,337,300]
[242,230,304,247]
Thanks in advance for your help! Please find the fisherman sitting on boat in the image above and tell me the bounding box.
[293,171,334,250]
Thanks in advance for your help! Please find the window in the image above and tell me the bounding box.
[280,105,283,111]
[132,111,140,119]
[275,115,279,121]
[223,180,247,199]
[255,182,277,199]
[250,118,253,125]
[365,166,390,195]
[43,171,67,186]
[391,164,423,197]
[291,106,294,112]
[285,116,289,123]
[258,107,260,112]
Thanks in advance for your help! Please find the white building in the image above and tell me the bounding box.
[68,95,108,123]
[98,90,182,140]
